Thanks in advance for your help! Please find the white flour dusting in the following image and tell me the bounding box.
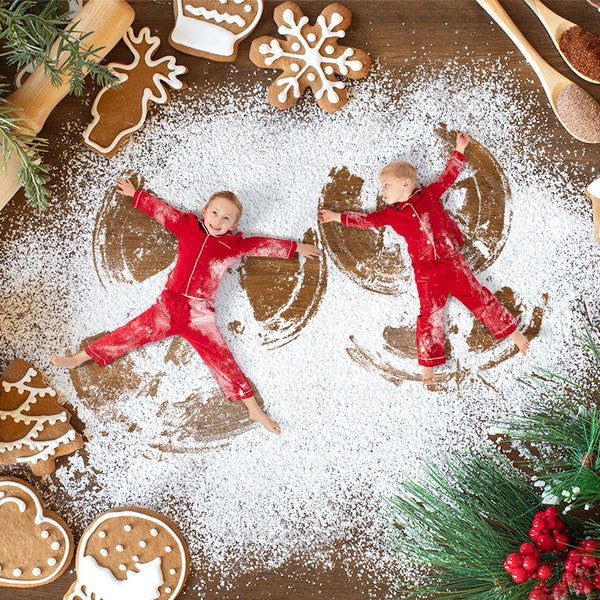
[1,58,599,593]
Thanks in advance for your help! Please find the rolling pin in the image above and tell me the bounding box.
[0,0,135,211]
[585,178,600,243]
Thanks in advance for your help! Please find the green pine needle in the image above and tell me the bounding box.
[384,450,547,600]
[0,0,118,209]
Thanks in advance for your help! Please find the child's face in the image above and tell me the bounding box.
[380,174,415,204]
[202,196,240,236]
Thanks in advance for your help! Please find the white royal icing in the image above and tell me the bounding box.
[170,0,263,58]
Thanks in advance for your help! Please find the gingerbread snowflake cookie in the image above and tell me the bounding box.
[0,359,83,476]
[250,2,371,113]
[0,477,74,588]
[169,0,264,61]
[65,507,189,600]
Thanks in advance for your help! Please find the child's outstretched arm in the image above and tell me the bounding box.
[116,176,136,197]
[317,209,342,223]
[297,243,322,259]
[455,131,470,154]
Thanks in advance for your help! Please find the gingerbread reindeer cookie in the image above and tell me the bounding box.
[169,0,263,61]
[0,477,74,588]
[82,27,187,157]
[64,507,190,600]
[0,358,83,476]
[250,2,371,113]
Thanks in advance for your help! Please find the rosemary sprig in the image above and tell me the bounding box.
[0,0,117,209]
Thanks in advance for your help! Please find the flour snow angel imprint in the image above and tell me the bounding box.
[65,507,189,600]
[250,1,371,113]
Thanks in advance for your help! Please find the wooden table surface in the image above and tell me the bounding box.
[1,1,600,599]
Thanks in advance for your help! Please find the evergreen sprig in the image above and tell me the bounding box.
[499,329,600,511]
[384,450,545,600]
[0,0,117,208]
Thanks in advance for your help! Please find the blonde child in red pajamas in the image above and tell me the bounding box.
[318,132,529,386]
[52,177,321,434]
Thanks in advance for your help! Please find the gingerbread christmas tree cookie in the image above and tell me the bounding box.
[0,358,83,476]
[65,507,190,600]
[0,476,74,588]
[82,27,187,157]
[250,2,371,113]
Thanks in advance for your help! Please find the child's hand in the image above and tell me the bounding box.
[317,209,341,223]
[455,132,470,153]
[297,243,322,260]
[116,177,136,197]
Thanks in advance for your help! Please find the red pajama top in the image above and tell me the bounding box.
[132,190,298,302]
[341,151,466,264]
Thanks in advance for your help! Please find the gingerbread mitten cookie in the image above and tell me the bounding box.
[250,2,371,113]
[169,0,263,61]
[0,358,83,476]
[0,477,74,588]
[64,507,190,600]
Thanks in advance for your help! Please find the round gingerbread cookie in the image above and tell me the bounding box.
[0,477,74,588]
[64,507,190,600]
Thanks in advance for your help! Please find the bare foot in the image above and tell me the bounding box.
[509,330,529,356]
[423,366,435,386]
[50,351,90,369]
[241,396,281,435]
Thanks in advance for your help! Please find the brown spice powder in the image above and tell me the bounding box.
[555,83,600,143]
[558,25,600,82]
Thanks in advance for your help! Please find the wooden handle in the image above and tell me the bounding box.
[0,0,135,211]
[585,190,600,243]
[7,0,135,135]
[474,0,560,87]
[521,0,574,40]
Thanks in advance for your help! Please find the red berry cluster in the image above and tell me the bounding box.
[557,538,600,597]
[503,507,568,598]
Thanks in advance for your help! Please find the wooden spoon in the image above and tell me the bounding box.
[522,0,600,84]
[475,0,600,143]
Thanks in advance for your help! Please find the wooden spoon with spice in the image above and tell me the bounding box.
[522,0,600,84]
[475,0,600,144]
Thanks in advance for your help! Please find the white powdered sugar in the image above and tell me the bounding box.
[1,57,599,593]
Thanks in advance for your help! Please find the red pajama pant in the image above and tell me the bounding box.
[84,289,254,402]
[414,251,517,367]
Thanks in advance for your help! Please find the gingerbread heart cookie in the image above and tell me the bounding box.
[169,0,263,61]
[0,477,74,588]
[0,358,83,476]
[64,507,190,600]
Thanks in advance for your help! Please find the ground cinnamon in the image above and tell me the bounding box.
[556,83,600,143]
[558,25,600,82]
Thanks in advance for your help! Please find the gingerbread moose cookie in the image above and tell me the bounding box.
[0,477,74,588]
[0,358,83,476]
[250,2,371,113]
[64,507,190,600]
[82,27,187,157]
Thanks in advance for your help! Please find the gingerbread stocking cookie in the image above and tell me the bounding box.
[250,2,371,113]
[82,27,187,157]
[0,477,74,588]
[169,0,263,61]
[65,507,190,600]
[0,359,83,476]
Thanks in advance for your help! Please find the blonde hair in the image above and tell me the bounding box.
[206,190,243,221]
[379,161,418,184]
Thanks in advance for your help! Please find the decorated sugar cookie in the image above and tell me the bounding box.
[169,0,263,61]
[250,2,371,113]
[0,477,74,588]
[82,27,187,157]
[64,507,190,600]
[0,358,83,476]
